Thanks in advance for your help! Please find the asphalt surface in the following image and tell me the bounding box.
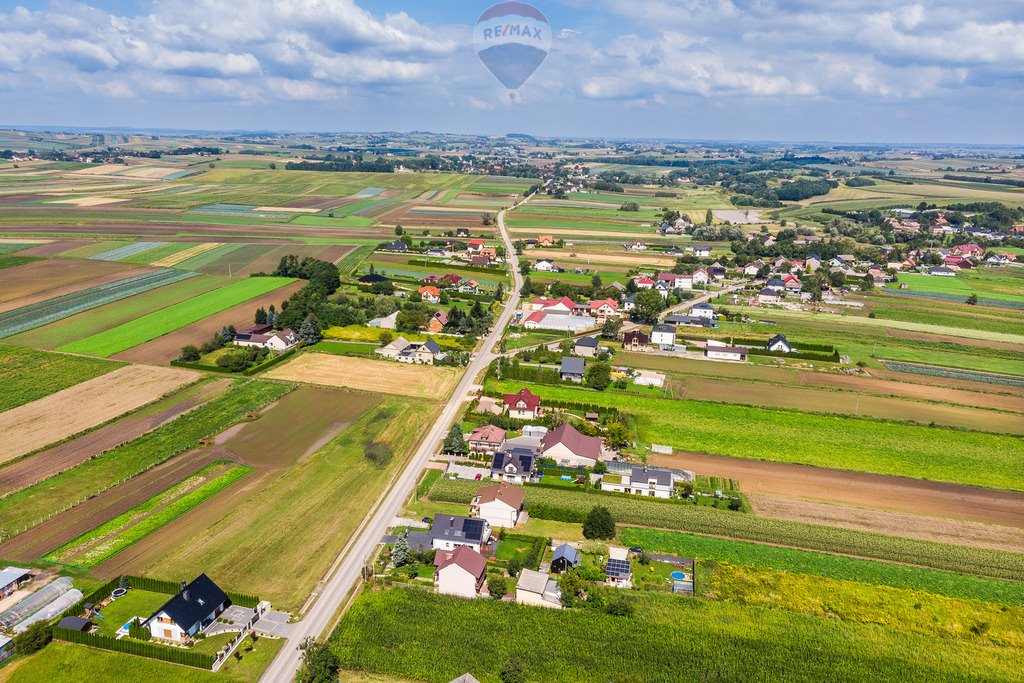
[260,198,527,682]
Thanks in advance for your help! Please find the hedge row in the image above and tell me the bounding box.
[169,360,234,373]
[428,477,1024,581]
[480,389,619,419]
[53,627,216,669]
[243,342,303,376]
[729,337,836,354]
[745,348,841,362]
[407,259,504,274]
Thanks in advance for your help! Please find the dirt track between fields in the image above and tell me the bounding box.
[113,280,306,364]
[0,379,231,498]
[0,448,219,561]
[0,365,199,463]
[748,495,1024,553]
[650,452,1024,528]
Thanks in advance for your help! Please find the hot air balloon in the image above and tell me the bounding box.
[473,2,551,98]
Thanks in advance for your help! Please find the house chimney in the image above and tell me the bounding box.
[181,580,189,601]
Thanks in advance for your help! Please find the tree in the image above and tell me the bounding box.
[583,506,616,539]
[269,162,277,170]
[128,618,151,640]
[14,621,52,655]
[966,293,979,305]
[507,557,522,577]
[606,596,633,616]
[298,314,323,344]
[585,362,612,391]
[604,422,629,449]
[378,330,394,347]
[267,304,277,326]
[391,535,410,566]
[394,225,404,236]
[601,318,622,339]
[500,657,526,683]
[443,423,467,454]
[861,274,875,291]
[705,208,713,225]
[254,307,268,324]
[494,282,504,301]
[593,460,608,474]
[591,274,603,290]
[558,570,587,607]
[482,213,493,226]
[297,637,340,683]
[177,344,201,362]
[487,574,509,600]
[631,289,665,324]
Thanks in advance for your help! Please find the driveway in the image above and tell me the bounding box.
[204,605,255,637]
[254,610,295,638]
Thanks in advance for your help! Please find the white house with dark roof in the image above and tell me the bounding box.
[234,326,298,352]
[430,515,492,553]
[651,324,676,349]
[691,303,715,320]
[766,334,794,353]
[560,356,585,382]
[145,574,229,643]
[600,466,673,498]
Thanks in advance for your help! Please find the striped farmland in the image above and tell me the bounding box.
[89,242,165,261]
[0,269,197,338]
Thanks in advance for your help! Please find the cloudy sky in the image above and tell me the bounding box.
[1,0,1022,143]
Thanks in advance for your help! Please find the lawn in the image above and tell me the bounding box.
[484,379,1024,492]
[896,270,1024,304]
[92,589,171,637]
[330,587,1024,683]
[45,461,251,568]
[58,276,295,356]
[0,380,291,538]
[0,344,122,411]
[620,529,1024,607]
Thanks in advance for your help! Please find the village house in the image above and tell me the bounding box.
[358,273,390,287]
[467,425,506,454]
[651,323,677,349]
[234,325,298,352]
[430,515,492,554]
[573,336,600,358]
[929,266,957,277]
[540,423,602,468]
[550,544,580,574]
[622,329,650,351]
[515,569,562,609]
[471,255,491,267]
[560,356,585,382]
[689,245,711,257]
[757,288,782,305]
[600,465,673,498]
[537,235,555,247]
[585,298,620,323]
[691,302,715,320]
[459,279,480,295]
[145,574,228,643]
[490,448,536,484]
[466,238,485,254]
[765,278,786,292]
[633,276,655,289]
[419,285,441,304]
[743,260,765,276]
[533,259,560,272]
[0,567,31,598]
[692,268,710,286]
[470,482,525,528]
[502,387,542,419]
[766,334,794,353]
[368,311,398,329]
[427,310,448,334]
[705,341,748,361]
[395,338,445,365]
[434,546,488,599]
[605,547,632,588]
[383,240,408,253]
[526,296,575,314]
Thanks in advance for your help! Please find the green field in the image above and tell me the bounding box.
[0,380,291,537]
[484,379,1024,491]
[0,344,122,411]
[45,461,251,568]
[7,274,231,349]
[895,270,1024,304]
[620,529,1024,606]
[0,254,41,269]
[331,588,1023,683]
[58,276,295,356]
[429,477,1024,581]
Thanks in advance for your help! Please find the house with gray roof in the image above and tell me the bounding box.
[560,356,585,382]
[430,515,493,554]
[600,465,674,499]
[550,544,580,574]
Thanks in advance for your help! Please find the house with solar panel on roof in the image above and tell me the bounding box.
[429,515,494,555]
[604,547,633,588]
[144,574,229,643]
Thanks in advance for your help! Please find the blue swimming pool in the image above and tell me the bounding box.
[670,571,690,581]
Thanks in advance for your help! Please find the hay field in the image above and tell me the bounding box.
[0,364,199,463]
[265,352,462,399]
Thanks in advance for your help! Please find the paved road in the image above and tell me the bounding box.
[658,280,752,320]
[260,198,528,683]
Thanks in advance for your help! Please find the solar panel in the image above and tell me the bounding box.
[605,559,631,577]
[462,518,486,540]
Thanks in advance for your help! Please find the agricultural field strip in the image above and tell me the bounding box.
[0,379,292,538]
[58,276,295,357]
[485,379,1024,492]
[89,241,165,261]
[0,269,198,338]
[0,344,122,411]
[45,460,250,568]
[264,352,462,400]
[0,364,200,464]
[430,477,1024,581]
[880,361,1024,389]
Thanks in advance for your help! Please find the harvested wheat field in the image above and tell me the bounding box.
[0,364,199,463]
[265,352,461,399]
[0,259,137,307]
[149,242,222,267]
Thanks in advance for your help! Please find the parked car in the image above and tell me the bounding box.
[421,516,431,524]
[629,546,644,554]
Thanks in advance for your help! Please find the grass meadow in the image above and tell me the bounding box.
[0,344,121,411]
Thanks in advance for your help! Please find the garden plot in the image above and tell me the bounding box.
[0,268,198,338]
[0,364,199,463]
[265,352,461,399]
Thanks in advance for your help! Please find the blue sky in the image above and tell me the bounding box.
[1,1,1022,143]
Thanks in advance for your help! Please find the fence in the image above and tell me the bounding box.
[53,627,216,669]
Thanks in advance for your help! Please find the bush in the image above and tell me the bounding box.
[128,618,151,641]
[177,345,201,362]
[488,574,509,600]
[15,621,52,655]
[364,441,393,467]
[583,506,616,539]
